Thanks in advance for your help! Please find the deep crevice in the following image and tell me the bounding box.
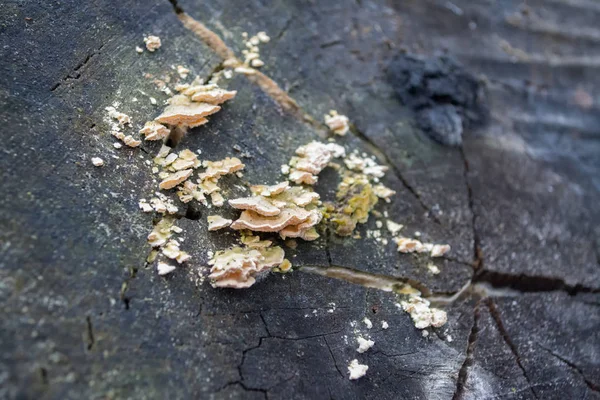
[459,146,483,270]
[39,367,49,385]
[168,0,183,14]
[120,266,138,310]
[324,227,333,267]
[452,300,481,400]
[486,299,539,399]
[474,270,600,295]
[50,44,105,92]
[85,316,95,351]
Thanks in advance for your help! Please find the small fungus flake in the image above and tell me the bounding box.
[427,263,441,275]
[256,31,270,43]
[91,157,104,167]
[288,141,345,185]
[177,65,190,79]
[430,244,451,258]
[143,35,161,52]
[111,130,141,147]
[395,237,451,258]
[343,152,388,178]
[155,95,219,128]
[135,46,144,54]
[229,196,282,216]
[182,84,237,105]
[234,66,256,75]
[207,215,232,231]
[348,359,368,380]
[386,220,404,236]
[200,157,245,180]
[210,192,225,207]
[356,337,375,353]
[381,321,389,329]
[324,110,350,136]
[250,181,289,197]
[274,258,292,273]
[363,317,373,329]
[373,184,396,203]
[162,240,191,263]
[147,218,175,247]
[105,106,132,126]
[159,169,193,190]
[139,121,170,141]
[400,296,447,329]
[157,261,176,276]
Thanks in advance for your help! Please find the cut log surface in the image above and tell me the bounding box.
[0,0,598,399]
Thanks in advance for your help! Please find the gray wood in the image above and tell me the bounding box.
[1,0,598,399]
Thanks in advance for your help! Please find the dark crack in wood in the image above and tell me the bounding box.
[452,300,481,400]
[486,298,539,399]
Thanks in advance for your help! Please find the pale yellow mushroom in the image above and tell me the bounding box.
[230,208,311,232]
[207,215,233,231]
[228,196,281,216]
[139,121,170,141]
[159,169,193,190]
[155,95,220,128]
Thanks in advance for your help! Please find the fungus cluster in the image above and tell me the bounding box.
[228,182,322,241]
[317,149,396,236]
[154,147,201,190]
[324,110,350,136]
[343,151,389,180]
[348,359,368,380]
[146,217,190,274]
[395,237,450,257]
[285,141,345,185]
[204,140,345,289]
[105,106,141,147]
[208,244,286,288]
[139,192,178,215]
[399,295,447,329]
[231,31,271,74]
[139,80,237,143]
[175,156,245,207]
[139,121,170,141]
[143,35,162,52]
[329,173,379,236]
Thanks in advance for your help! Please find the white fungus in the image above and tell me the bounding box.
[348,359,368,380]
[356,337,375,353]
[144,35,162,52]
[157,261,176,276]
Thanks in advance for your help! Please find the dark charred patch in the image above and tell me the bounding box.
[387,54,488,146]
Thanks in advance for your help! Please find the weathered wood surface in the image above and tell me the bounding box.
[0,0,598,399]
